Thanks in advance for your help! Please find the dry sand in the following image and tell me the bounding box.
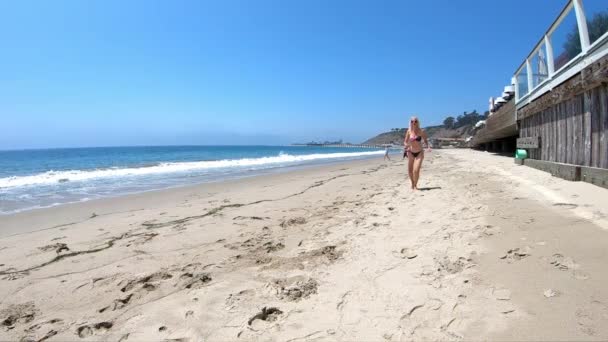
[1,149,608,341]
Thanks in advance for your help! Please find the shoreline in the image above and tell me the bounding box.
[0,156,387,238]
[0,147,385,217]
[1,149,608,341]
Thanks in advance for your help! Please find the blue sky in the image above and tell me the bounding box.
[1,0,569,149]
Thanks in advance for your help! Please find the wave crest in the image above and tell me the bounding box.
[0,150,383,189]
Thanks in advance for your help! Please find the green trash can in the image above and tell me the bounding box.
[515,149,528,159]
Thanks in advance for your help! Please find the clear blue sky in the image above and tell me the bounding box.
[1,0,568,149]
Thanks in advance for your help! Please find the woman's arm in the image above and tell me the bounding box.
[422,130,431,149]
[404,130,410,149]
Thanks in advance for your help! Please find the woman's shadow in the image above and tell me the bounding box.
[417,186,442,191]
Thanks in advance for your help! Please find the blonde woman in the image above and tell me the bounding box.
[404,116,430,190]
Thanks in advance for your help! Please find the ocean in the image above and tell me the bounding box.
[0,145,384,214]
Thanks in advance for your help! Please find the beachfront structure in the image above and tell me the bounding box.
[475,0,608,187]
[472,86,517,153]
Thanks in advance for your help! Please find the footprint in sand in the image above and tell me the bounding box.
[225,289,256,311]
[499,247,530,262]
[1,302,38,329]
[549,253,578,271]
[270,276,318,302]
[280,217,307,228]
[399,248,418,259]
[37,243,70,254]
[552,203,578,209]
[248,307,283,326]
[77,322,113,338]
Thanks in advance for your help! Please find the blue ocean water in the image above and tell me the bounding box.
[0,145,383,214]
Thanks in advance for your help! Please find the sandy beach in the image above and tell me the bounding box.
[1,149,608,341]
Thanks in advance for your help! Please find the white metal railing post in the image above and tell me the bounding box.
[526,58,533,92]
[573,0,590,52]
[513,75,519,101]
[544,35,555,77]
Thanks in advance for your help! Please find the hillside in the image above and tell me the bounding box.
[362,124,475,145]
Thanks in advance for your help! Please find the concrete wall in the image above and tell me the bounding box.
[516,158,608,189]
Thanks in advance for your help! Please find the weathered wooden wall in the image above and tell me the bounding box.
[519,83,608,168]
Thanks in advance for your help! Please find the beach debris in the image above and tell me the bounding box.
[400,248,418,259]
[499,247,530,262]
[248,307,283,325]
[280,217,307,228]
[493,289,511,301]
[543,289,560,298]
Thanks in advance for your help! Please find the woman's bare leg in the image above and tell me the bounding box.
[413,154,424,189]
[407,153,415,189]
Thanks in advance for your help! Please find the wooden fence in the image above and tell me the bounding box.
[519,83,608,168]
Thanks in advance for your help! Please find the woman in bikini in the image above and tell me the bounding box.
[404,116,430,190]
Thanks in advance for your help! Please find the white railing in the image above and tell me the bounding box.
[514,0,608,106]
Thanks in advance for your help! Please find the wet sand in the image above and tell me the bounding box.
[1,149,607,341]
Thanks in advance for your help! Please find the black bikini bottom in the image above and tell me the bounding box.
[409,151,422,158]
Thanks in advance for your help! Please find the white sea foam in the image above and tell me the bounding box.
[0,150,383,189]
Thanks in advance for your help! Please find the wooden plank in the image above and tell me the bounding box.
[591,87,601,168]
[572,98,580,165]
[560,101,568,163]
[568,100,574,165]
[541,110,551,160]
[576,95,585,166]
[584,90,592,166]
[553,105,558,162]
[601,84,608,169]
[547,108,552,161]
[556,103,562,163]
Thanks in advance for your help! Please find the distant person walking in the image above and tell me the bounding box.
[404,116,430,190]
[384,146,391,161]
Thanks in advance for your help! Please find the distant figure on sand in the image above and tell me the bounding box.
[384,146,391,161]
[404,116,430,190]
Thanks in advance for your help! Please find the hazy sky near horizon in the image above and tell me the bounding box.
[1,0,568,149]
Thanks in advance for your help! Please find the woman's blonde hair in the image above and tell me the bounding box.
[409,116,421,135]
